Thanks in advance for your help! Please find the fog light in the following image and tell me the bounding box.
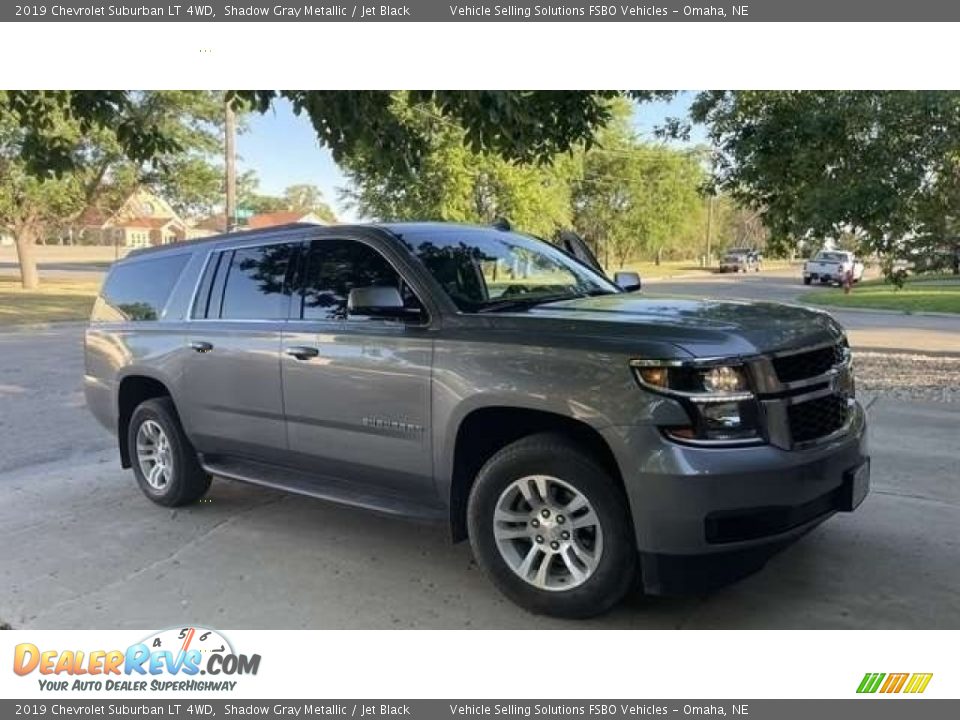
[701,402,742,429]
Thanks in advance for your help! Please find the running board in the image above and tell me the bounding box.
[200,456,447,522]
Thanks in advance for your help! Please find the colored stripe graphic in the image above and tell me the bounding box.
[857,672,933,694]
[880,673,909,693]
[857,673,885,693]
[904,673,934,694]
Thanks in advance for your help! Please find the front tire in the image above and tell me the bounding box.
[467,434,637,618]
[803,276,812,285]
[128,397,211,507]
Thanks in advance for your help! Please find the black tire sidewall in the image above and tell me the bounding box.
[128,398,206,506]
[468,437,637,618]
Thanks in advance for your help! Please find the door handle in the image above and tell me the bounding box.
[189,341,213,353]
[284,346,319,360]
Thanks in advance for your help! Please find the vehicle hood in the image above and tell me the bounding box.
[509,293,844,358]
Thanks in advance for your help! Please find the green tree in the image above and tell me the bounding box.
[282,184,337,223]
[687,91,960,273]
[5,90,674,286]
[1,91,225,287]
[339,95,576,236]
[572,106,705,268]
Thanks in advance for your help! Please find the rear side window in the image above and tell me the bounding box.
[94,254,189,322]
[194,242,298,320]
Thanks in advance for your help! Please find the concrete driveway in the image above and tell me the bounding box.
[0,324,957,630]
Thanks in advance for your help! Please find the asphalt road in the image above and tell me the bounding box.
[0,324,957,629]
[646,270,960,354]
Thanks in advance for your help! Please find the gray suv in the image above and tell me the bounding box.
[84,222,869,618]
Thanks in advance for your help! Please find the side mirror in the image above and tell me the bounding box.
[613,271,642,293]
[347,286,409,318]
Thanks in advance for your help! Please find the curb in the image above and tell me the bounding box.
[808,304,960,319]
[851,346,960,359]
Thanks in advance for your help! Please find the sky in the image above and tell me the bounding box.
[235,92,702,223]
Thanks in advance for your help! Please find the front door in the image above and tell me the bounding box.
[281,237,435,502]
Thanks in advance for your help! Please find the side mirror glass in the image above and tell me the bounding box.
[347,286,410,318]
[614,271,642,293]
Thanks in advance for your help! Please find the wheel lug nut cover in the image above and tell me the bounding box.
[536,535,544,543]
[541,509,550,518]
[550,541,559,550]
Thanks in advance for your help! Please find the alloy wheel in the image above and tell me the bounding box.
[136,419,173,490]
[493,475,603,591]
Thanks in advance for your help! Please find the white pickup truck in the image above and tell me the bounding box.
[803,251,865,286]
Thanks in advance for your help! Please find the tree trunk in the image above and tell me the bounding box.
[14,227,40,290]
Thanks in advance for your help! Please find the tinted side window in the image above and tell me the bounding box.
[95,254,189,322]
[219,243,297,320]
[299,239,419,321]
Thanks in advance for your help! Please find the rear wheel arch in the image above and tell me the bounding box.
[446,406,626,542]
[117,375,175,468]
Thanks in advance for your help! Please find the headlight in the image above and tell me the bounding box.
[630,359,763,444]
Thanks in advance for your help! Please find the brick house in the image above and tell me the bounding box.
[78,189,199,248]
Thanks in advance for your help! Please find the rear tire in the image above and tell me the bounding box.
[467,433,637,618]
[128,397,210,507]
[803,277,812,285]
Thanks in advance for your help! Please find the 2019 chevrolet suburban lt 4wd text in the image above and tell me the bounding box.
[84,222,870,618]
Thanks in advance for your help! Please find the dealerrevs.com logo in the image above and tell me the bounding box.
[13,626,261,692]
[857,672,933,694]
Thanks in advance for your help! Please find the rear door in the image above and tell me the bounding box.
[280,236,436,501]
[180,239,300,463]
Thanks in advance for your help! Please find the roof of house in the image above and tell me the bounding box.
[247,211,315,230]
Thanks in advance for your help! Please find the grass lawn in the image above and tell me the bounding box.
[802,277,960,314]
[609,258,800,279]
[0,276,100,326]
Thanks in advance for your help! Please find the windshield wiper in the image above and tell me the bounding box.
[476,293,585,313]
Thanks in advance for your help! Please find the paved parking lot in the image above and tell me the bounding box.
[0,323,957,629]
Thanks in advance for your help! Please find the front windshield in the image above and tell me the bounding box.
[400,227,619,312]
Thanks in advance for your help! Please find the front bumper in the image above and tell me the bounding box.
[601,401,868,594]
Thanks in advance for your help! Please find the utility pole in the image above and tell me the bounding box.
[705,194,715,267]
[224,94,237,232]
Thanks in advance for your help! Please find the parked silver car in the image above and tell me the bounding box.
[84,222,869,617]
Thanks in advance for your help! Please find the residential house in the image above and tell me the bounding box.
[79,189,189,248]
[246,211,327,230]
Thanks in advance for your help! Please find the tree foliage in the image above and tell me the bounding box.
[238,173,337,222]
[0,91,225,287]
[339,94,576,236]
[688,90,960,270]
[572,104,706,267]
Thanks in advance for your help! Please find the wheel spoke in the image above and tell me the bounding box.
[569,508,599,530]
[564,494,589,516]
[494,507,529,524]
[147,463,164,487]
[533,551,552,587]
[494,524,531,541]
[560,548,587,583]
[517,478,539,508]
[517,545,541,578]
[569,539,599,571]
